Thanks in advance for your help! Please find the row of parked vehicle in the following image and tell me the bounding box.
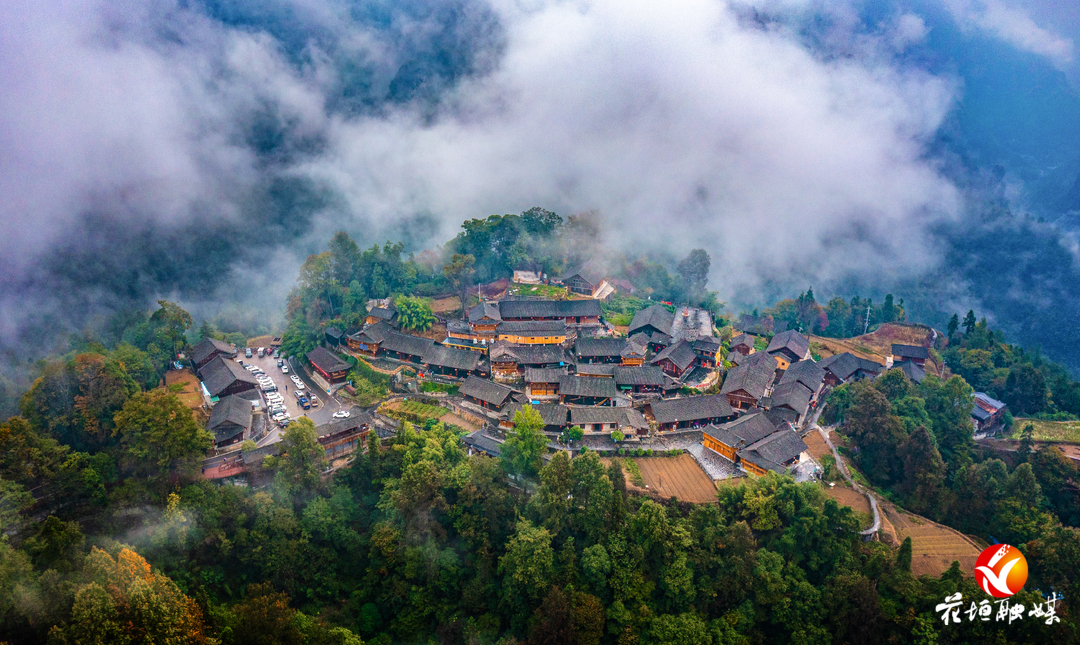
[238,360,293,427]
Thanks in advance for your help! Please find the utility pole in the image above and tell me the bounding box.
[863,304,872,335]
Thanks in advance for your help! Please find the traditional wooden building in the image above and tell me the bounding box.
[324,326,344,347]
[628,304,675,340]
[647,394,736,432]
[496,320,567,344]
[525,368,565,398]
[558,261,613,299]
[650,339,698,378]
[500,403,569,434]
[192,337,238,373]
[622,336,648,366]
[200,356,258,401]
[729,333,756,356]
[762,381,813,424]
[316,411,371,459]
[894,360,927,384]
[422,344,485,379]
[972,392,1007,432]
[307,346,352,385]
[613,365,676,394]
[737,425,809,476]
[346,322,392,356]
[817,352,882,386]
[693,338,723,370]
[719,352,775,410]
[574,337,629,364]
[489,343,568,378]
[460,376,516,411]
[766,330,811,370]
[467,302,502,340]
[379,331,436,363]
[207,395,252,448]
[498,299,602,325]
[777,359,826,400]
[569,407,649,437]
[558,375,618,406]
[892,344,929,368]
[366,306,397,327]
[702,413,779,462]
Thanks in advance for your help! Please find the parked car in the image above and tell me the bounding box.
[332,410,351,419]
[274,350,280,358]
[257,348,264,358]
[245,347,252,357]
[281,366,289,374]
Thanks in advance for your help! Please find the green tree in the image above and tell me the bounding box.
[676,249,711,303]
[501,407,547,480]
[150,300,194,360]
[265,418,328,501]
[897,426,945,514]
[947,313,960,338]
[1018,423,1036,461]
[230,582,303,645]
[113,390,212,481]
[896,536,912,572]
[0,478,34,535]
[327,231,362,287]
[498,520,555,612]
[393,295,436,332]
[962,309,977,335]
[1003,364,1049,416]
[443,253,476,317]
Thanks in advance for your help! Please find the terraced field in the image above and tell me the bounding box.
[603,455,719,504]
[884,504,983,577]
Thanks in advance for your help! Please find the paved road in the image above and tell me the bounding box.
[816,424,881,537]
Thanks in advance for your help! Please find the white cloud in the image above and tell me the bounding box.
[945,0,1075,67]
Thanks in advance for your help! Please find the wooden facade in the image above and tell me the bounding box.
[497,331,566,344]
[703,433,736,461]
[725,389,759,410]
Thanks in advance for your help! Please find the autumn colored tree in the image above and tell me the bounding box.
[230,582,303,645]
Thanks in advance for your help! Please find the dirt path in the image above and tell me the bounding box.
[816,425,880,537]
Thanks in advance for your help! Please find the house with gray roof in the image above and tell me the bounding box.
[817,353,882,386]
[613,365,678,394]
[500,403,570,433]
[192,337,237,373]
[892,344,930,367]
[650,339,699,378]
[558,375,618,406]
[559,260,613,299]
[730,333,756,356]
[569,406,649,438]
[460,376,516,411]
[574,337,629,364]
[647,394,736,432]
[208,395,253,447]
[628,304,675,339]
[766,330,811,368]
[497,299,602,324]
[778,359,825,398]
[200,356,259,400]
[720,355,776,410]
[762,381,813,424]
[422,344,485,378]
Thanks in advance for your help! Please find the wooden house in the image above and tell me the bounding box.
[496,320,567,345]
[500,403,569,434]
[574,337,628,364]
[207,395,252,448]
[192,337,238,374]
[817,353,882,386]
[613,365,677,394]
[422,344,485,379]
[628,304,675,339]
[737,424,808,476]
[366,306,397,327]
[569,407,649,437]
[650,339,698,378]
[379,331,436,363]
[200,356,258,401]
[467,302,502,341]
[324,326,344,347]
[488,343,568,379]
[460,376,516,411]
[525,368,565,398]
[730,333,756,356]
[692,338,723,370]
[777,359,825,400]
[647,394,736,432]
[558,375,618,406]
[307,347,352,385]
[892,344,929,368]
[498,299,602,325]
[761,381,813,424]
[316,411,371,459]
[972,392,1007,432]
[346,322,392,356]
[621,336,648,366]
[462,429,504,457]
[558,261,613,299]
[576,364,616,378]
[766,330,811,370]
[702,413,779,462]
[719,352,775,410]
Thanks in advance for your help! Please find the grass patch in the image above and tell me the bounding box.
[421,381,459,396]
[506,284,568,298]
[381,399,448,425]
[1008,418,1080,443]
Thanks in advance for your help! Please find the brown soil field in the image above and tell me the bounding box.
[441,412,480,432]
[823,484,872,518]
[808,336,883,362]
[630,454,719,504]
[414,322,448,341]
[884,504,982,577]
[804,431,832,461]
[430,296,462,314]
[809,323,944,375]
[246,335,277,349]
[165,369,208,422]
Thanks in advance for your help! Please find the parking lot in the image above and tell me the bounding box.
[240,347,350,445]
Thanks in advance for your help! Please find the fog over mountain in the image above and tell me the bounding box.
[3,0,1080,368]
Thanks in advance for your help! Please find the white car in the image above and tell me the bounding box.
[332,410,351,419]
[281,365,289,374]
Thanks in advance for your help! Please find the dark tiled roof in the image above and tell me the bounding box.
[703,412,779,448]
[974,392,1006,412]
[468,302,502,323]
[649,394,734,425]
[892,344,929,360]
[201,356,259,398]
[574,337,627,359]
[307,347,351,374]
[525,367,566,383]
[498,299,602,320]
[766,330,810,360]
[613,365,668,386]
[497,320,567,335]
[559,375,618,398]
[192,337,236,365]
[446,320,472,335]
[693,338,722,354]
[818,353,882,381]
[503,403,569,427]
[560,260,606,286]
[368,307,396,321]
[460,376,514,406]
[380,331,436,357]
[462,429,503,456]
[730,333,756,350]
[423,344,482,371]
[575,364,616,377]
[779,359,825,393]
[650,339,698,371]
[972,406,992,422]
[738,425,808,472]
[325,326,344,340]
[569,407,649,429]
[894,360,926,383]
[243,442,281,466]
[766,381,812,415]
[351,321,393,344]
[628,304,675,336]
[720,359,775,400]
[490,343,568,365]
[315,411,373,439]
[208,395,252,442]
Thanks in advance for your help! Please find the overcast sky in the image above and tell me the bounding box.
[0,0,1076,344]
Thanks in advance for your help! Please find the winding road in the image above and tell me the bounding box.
[816,424,881,537]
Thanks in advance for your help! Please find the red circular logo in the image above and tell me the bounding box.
[974,544,1028,598]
